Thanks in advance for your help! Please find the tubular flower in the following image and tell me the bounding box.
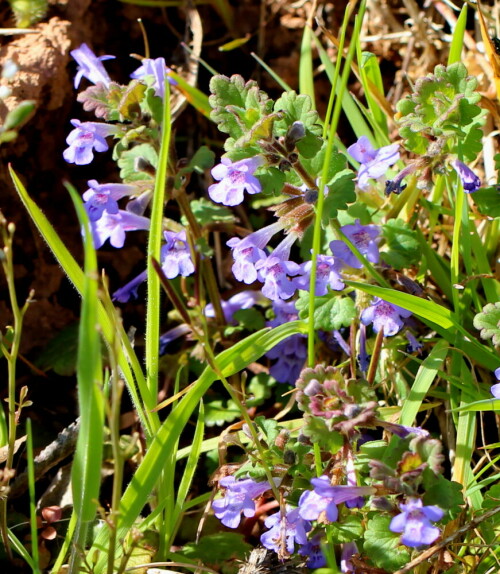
[389,498,444,547]
[209,156,264,206]
[71,43,114,89]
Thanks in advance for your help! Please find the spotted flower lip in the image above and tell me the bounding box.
[71,43,114,89]
[361,297,412,336]
[82,180,137,221]
[208,156,264,206]
[161,230,195,279]
[91,210,150,249]
[260,506,311,555]
[389,497,444,548]
[330,219,380,269]
[63,120,119,165]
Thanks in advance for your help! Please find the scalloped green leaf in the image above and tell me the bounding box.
[118,143,158,182]
[364,515,410,571]
[473,302,500,346]
[329,515,364,544]
[296,293,356,331]
[381,219,420,269]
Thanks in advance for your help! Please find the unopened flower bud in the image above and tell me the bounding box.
[285,121,306,151]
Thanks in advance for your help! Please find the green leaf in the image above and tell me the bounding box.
[322,171,356,222]
[204,399,240,426]
[482,483,500,510]
[3,100,35,131]
[296,293,356,331]
[381,219,420,269]
[256,166,286,195]
[245,374,272,408]
[181,532,251,564]
[77,82,123,121]
[233,308,265,331]
[35,322,79,376]
[183,198,235,227]
[364,515,410,571]
[470,187,500,218]
[118,80,147,120]
[424,476,464,514]
[302,415,343,453]
[473,302,500,346]
[329,514,364,543]
[273,91,322,158]
[118,143,158,182]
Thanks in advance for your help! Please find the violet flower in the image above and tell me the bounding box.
[340,542,359,573]
[205,290,264,324]
[63,120,119,165]
[406,331,423,354]
[298,535,327,568]
[254,234,300,301]
[212,476,273,529]
[294,254,345,295]
[91,210,150,249]
[266,300,307,385]
[162,230,195,279]
[227,221,285,284]
[451,159,481,193]
[357,323,370,373]
[330,220,380,269]
[491,367,500,398]
[71,43,114,89]
[260,506,311,555]
[113,270,147,303]
[298,476,374,522]
[208,156,264,206]
[360,297,412,336]
[83,180,137,221]
[389,498,444,547]
[130,57,176,99]
[347,135,400,191]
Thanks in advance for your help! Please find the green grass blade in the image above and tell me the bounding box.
[448,3,467,65]
[167,70,211,117]
[90,321,307,569]
[399,340,448,427]
[66,184,105,570]
[251,52,292,91]
[7,528,36,569]
[146,81,171,401]
[26,418,41,574]
[8,167,158,437]
[299,24,315,107]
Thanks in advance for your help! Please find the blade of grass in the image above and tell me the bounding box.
[66,184,105,572]
[9,167,158,438]
[90,321,307,570]
[448,3,467,65]
[299,23,315,107]
[26,418,41,574]
[251,52,292,92]
[399,340,448,427]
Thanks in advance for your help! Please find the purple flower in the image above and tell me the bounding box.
[212,476,273,528]
[360,297,412,336]
[91,210,150,249]
[406,331,423,354]
[254,234,301,301]
[294,254,344,295]
[159,324,192,355]
[377,420,429,439]
[260,506,311,555]
[347,136,399,191]
[113,270,147,302]
[298,476,374,522]
[208,156,264,206]
[298,535,327,568]
[82,180,137,221]
[330,220,380,269]
[227,222,285,284]
[340,542,359,573]
[205,290,264,323]
[63,120,119,165]
[345,451,364,509]
[491,367,500,398]
[451,159,481,193]
[130,57,176,98]
[358,323,370,373]
[71,43,114,89]
[162,230,194,279]
[389,498,444,547]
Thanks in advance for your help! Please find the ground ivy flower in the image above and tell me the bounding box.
[298,535,327,568]
[71,43,114,89]
[347,135,400,191]
[260,506,311,555]
[63,120,118,165]
[491,367,500,398]
[389,498,444,547]
[212,476,273,529]
[361,297,412,336]
[293,254,344,295]
[130,57,176,99]
[205,290,264,324]
[91,210,150,249]
[330,220,380,269]
[298,476,374,522]
[451,159,481,193]
[162,230,195,279]
[113,270,147,303]
[83,180,137,221]
[208,156,264,206]
[340,542,359,573]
